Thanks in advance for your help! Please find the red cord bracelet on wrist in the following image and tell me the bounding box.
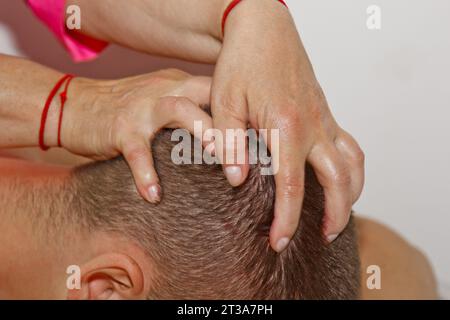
[57,75,75,148]
[221,0,288,36]
[39,74,74,151]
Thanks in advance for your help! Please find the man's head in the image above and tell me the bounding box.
[63,129,360,299]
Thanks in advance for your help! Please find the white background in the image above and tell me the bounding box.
[1,0,449,286]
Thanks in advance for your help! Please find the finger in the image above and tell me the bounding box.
[211,91,249,187]
[334,129,365,203]
[177,76,212,106]
[267,119,309,253]
[308,143,353,242]
[156,96,214,148]
[121,136,161,204]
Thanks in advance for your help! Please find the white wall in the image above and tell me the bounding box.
[287,0,450,285]
[1,0,449,285]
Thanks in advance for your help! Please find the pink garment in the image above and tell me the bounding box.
[26,0,108,62]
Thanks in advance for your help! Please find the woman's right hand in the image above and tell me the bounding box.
[62,69,213,203]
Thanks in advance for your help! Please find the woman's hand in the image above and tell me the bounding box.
[211,0,365,251]
[51,0,365,252]
[62,69,213,203]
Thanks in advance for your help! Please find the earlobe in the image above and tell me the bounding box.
[66,253,147,300]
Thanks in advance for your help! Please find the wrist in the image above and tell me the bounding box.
[221,0,290,39]
[40,74,76,150]
[59,77,100,151]
[210,0,235,40]
[41,88,61,148]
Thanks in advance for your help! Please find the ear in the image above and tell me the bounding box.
[67,253,147,300]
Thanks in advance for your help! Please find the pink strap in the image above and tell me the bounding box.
[26,0,108,62]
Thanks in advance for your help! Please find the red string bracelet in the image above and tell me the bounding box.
[57,75,75,148]
[221,0,288,36]
[39,74,73,151]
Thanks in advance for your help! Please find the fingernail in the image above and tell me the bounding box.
[225,166,242,186]
[147,184,162,203]
[275,237,290,253]
[327,233,339,243]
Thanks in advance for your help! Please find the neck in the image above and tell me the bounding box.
[0,157,87,299]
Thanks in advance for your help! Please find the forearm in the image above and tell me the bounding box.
[67,0,229,63]
[0,54,64,148]
[66,0,295,64]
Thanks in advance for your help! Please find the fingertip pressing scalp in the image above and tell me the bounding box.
[147,184,162,204]
[224,165,242,186]
[327,233,339,243]
[275,237,290,253]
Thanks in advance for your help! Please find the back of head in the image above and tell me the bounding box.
[71,129,360,299]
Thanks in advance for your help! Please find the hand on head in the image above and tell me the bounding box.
[51,0,365,253]
[61,69,214,203]
[61,61,364,254]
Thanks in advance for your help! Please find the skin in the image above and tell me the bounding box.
[0,157,153,299]
[0,0,367,252]
[0,55,213,203]
[0,156,436,299]
[63,0,365,251]
[357,217,438,299]
[0,51,362,254]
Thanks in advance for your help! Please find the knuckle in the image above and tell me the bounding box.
[352,146,365,165]
[173,96,192,109]
[329,215,349,232]
[159,95,177,108]
[125,146,148,165]
[171,97,195,120]
[158,96,181,118]
[212,92,246,121]
[164,96,189,110]
[277,101,299,118]
[271,100,303,124]
[333,167,352,188]
[275,111,302,137]
[279,176,304,199]
[336,130,365,165]
[327,208,351,231]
